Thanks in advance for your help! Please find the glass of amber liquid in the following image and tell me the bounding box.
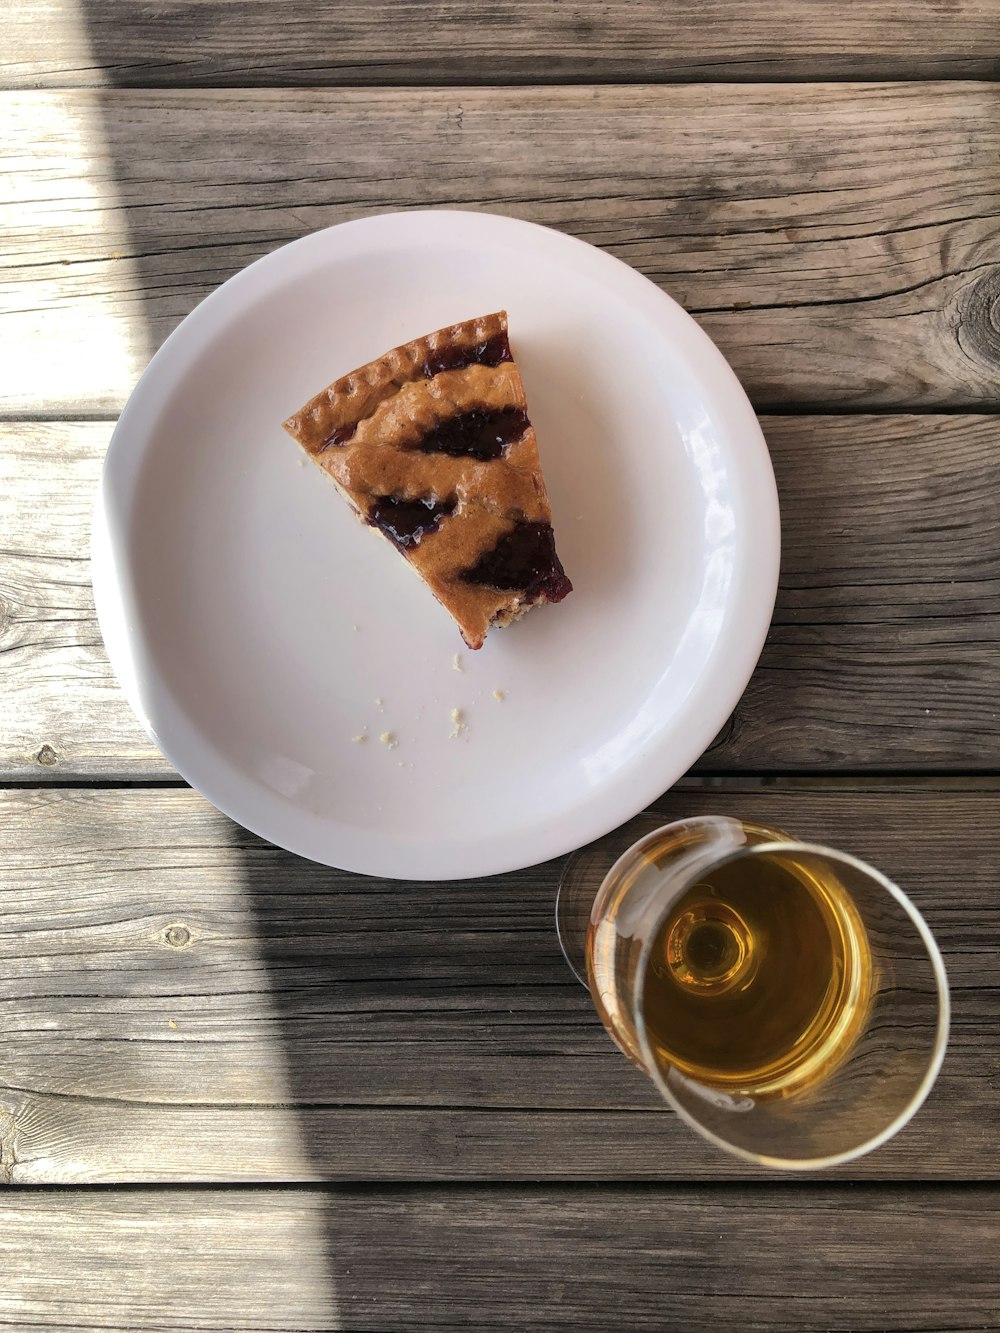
[556,816,949,1169]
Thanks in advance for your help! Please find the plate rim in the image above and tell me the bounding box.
[92,208,780,879]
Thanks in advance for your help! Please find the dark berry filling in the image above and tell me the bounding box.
[461,522,572,602]
[369,495,455,548]
[416,407,529,461]
[422,331,512,378]
[320,423,356,450]
[320,334,513,450]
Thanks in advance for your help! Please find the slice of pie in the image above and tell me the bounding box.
[282,311,572,649]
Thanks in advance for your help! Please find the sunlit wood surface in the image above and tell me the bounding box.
[2,2,999,1326]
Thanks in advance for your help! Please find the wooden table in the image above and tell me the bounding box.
[4,3,1000,1327]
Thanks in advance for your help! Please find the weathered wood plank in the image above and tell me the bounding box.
[0,422,149,777]
[6,1,1000,87]
[0,421,150,778]
[3,86,999,415]
[2,784,997,1182]
[1,1186,997,1330]
[4,418,997,780]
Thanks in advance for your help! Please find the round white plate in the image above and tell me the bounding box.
[93,210,779,880]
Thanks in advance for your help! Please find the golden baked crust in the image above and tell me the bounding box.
[282,311,572,649]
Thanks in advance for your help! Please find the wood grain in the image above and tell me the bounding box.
[4,417,998,781]
[1,1185,998,1330]
[6,1,1000,87]
[4,10,997,1327]
[2,784,997,1183]
[3,86,1000,415]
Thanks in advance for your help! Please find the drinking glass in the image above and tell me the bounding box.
[556,814,949,1169]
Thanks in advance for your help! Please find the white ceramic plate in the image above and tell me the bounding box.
[93,210,779,880]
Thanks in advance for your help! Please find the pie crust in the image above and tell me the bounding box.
[282,311,572,649]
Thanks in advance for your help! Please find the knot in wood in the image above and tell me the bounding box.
[35,744,57,766]
[164,924,192,948]
[956,267,1000,371]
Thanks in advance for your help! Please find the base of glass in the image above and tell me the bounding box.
[554,854,596,985]
[555,813,669,984]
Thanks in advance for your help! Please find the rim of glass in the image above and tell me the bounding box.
[631,836,951,1171]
